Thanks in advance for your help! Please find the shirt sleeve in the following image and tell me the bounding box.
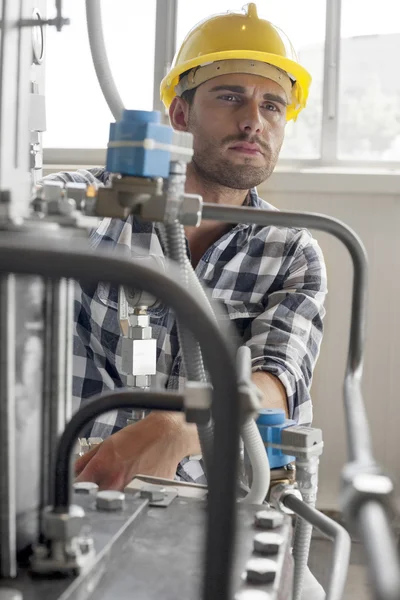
[246,230,327,425]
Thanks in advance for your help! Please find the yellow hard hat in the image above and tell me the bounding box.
[160,3,311,121]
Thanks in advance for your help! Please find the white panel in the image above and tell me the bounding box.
[258,180,400,510]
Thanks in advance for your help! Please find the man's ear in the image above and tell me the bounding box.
[169,96,190,131]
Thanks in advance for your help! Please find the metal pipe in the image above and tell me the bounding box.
[357,501,400,600]
[85,0,124,121]
[201,204,370,467]
[53,390,185,509]
[0,275,17,577]
[0,234,240,600]
[283,493,351,600]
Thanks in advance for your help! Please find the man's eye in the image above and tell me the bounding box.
[263,103,280,113]
[219,95,239,102]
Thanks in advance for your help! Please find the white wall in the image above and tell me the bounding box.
[259,170,400,510]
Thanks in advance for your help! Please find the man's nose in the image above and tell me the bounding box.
[237,101,264,136]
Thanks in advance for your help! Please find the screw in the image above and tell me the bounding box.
[254,509,284,530]
[245,558,277,584]
[253,532,283,555]
[73,482,99,495]
[235,591,272,600]
[96,490,125,511]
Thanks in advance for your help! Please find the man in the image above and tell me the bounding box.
[45,3,327,490]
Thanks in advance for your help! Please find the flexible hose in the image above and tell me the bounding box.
[292,456,319,600]
[85,0,124,121]
[283,493,351,600]
[54,390,184,509]
[162,223,269,500]
[240,417,270,504]
[0,234,240,600]
[164,221,213,477]
[236,345,271,504]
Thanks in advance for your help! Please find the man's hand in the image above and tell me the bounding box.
[75,412,200,491]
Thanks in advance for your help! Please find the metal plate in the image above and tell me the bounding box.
[2,495,293,600]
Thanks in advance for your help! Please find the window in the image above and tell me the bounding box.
[338,0,400,161]
[43,0,156,149]
[44,0,400,168]
[176,1,326,160]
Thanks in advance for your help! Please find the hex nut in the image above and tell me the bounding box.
[130,313,150,328]
[42,505,85,541]
[253,532,283,555]
[96,490,125,511]
[254,509,284,530]
[246,558,277,584]
[73,482,99,495]
[130,326,152,340]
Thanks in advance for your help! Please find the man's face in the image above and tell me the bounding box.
[182,73,288,189]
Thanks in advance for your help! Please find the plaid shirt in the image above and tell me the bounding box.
[44,167,327,483]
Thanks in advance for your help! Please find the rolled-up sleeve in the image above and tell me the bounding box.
[246,231,327,425]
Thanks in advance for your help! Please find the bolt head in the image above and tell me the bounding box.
[254,509,284,530]
[246,558,277,584]
[73,482,99,495]
[96,490,125,511]
[253,532,283,555]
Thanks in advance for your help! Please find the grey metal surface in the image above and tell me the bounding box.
[82,499,292,600]
[0,275,17,577]
[1,496,292,600]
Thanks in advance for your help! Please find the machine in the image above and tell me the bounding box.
[0,2,399,600]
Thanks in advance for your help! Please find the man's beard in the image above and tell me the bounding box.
[191,152,275,189]
[188,116,281,189]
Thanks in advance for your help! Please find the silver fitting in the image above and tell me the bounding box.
[178,193,202,226]
[341,469,395,523]
[184,382,212,424]
[269,483,302,515]
[129,313,150,328]
[96,490,125,511]
[42,505,85,541]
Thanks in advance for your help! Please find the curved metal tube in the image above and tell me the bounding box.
[0,234,239,600]
[283,493,351,600]
[54,390,184,510]
[202,204,370,466]
[85,0,124,121]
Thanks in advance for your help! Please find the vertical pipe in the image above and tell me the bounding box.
[41,279,68,508]
[64,278,74,423]
[0,274,17,577]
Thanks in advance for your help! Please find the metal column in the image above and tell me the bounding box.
[0,275,17,578]
[41,278,73,509]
